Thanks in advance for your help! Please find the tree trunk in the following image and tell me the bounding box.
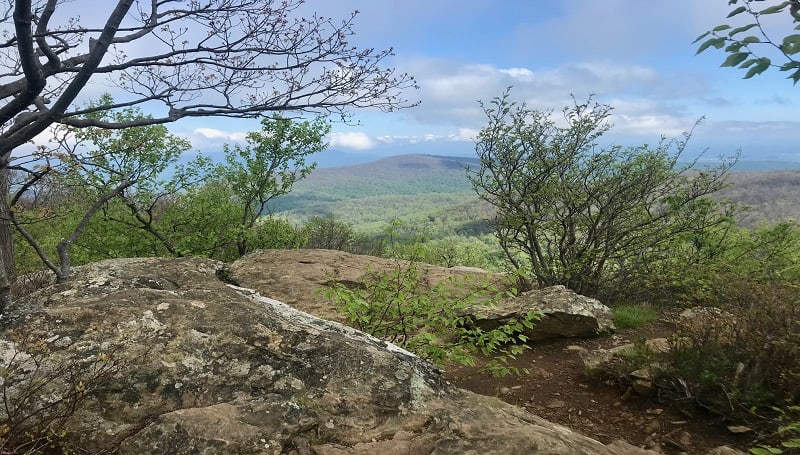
[0,167,13,311]
[0,168,14,281]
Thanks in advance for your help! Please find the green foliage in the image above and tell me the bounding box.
[301,213,364,252]
[323,259,538,377]
[612,304,658,329]
[750,406,800,454]
[10,94,192,280]
[641,221,800,307]
[157,179,248,261]
[750,405,800,455]
[249,215,305,250]
[469,89,736,301]
[695,0,800,84]
[11,113,330,269]
[411,235,501,269]
[224,114,329,256]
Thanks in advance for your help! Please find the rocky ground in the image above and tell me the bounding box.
[229,249,755,454]
[3,249,752,454]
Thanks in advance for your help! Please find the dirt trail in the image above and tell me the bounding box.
[445,319,753,454]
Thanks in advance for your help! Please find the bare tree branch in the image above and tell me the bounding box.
[0,0,418,160]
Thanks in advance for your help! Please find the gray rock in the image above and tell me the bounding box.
[469,285,616,340]
[580,343,636,374]
[0,257,654,454]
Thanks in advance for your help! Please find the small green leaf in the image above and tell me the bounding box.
[713,24,732,32]
[743,57,771,78]
[780,61,800,70]
[729,23,758,37]
[696,37,727,54]
[727,5,747,17]
[740,58,759,68]
[725,41,744,52]
[721,52,749,67]
[782,439,800,448]
[742,35,761,44]
[789,69,800,85]
[781,34,800,55]
[693,31,712,44]
[758,1,790,15]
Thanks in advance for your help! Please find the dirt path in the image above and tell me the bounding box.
[444,319,753,454]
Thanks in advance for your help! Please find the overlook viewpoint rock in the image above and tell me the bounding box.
[0,253,685,453]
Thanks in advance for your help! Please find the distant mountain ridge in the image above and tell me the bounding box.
[272,153,800,230]
[272,154,478,212]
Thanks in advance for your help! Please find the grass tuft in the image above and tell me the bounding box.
[613,304,658,329]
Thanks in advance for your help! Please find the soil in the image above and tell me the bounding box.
[444,317,755,454]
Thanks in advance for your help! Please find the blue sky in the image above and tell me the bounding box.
[290,0,798,166]
[25,1,800,167]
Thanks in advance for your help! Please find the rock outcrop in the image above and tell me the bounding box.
[228,249,504,323]
[0,256,658,454]
[469,285,616,340]
[230,250,614,342]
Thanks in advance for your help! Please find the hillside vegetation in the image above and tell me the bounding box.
[276,154,800,232]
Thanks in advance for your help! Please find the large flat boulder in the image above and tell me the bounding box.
[469,285,616,340]
[0,256,652,454]
[228,249,505,323]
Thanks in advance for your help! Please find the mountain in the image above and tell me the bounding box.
[271,153,800,232]
[271,154,479,213]
[270,154,489,235]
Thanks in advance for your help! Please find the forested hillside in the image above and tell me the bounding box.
[273,154,489,236]
[715,170,800,227]
[275,154,800,233]
[272,154,476,211]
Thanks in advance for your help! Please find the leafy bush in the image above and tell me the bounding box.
[469,89,736,301]
[248,215,305,250]
[323,259,538,377]
[644,281,800,434]
[301,213,365,253]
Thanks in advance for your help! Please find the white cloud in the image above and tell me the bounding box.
[372,129,476,145]
[498,67,535,81]
[193,128,247,142]
[448,128,478,142]
[328,132,376,151]
[399,57,702,139]
[612,114,689,137]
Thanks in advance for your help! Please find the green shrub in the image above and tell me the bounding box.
[323,259,538,377]
[301,213,363,252]
[612,304,658,329]
[750,406,800,455]
[655,280,800,420]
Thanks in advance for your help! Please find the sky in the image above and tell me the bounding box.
[18,1,800,167]
[282,0,798,167]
